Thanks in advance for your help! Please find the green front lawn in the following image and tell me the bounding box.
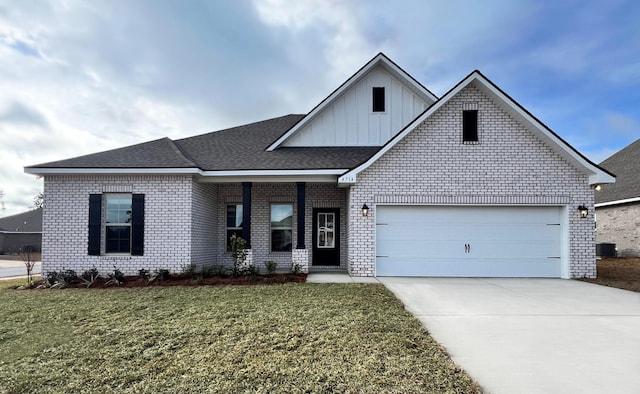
[0,282,479,393]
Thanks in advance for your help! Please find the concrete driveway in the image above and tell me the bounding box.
[379,277,640,394]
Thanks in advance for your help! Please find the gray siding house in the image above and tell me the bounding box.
[25,53,614,278]
[595,139,640,257]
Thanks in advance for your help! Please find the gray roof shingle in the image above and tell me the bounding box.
[596,138,640,204]
[0,208,42,232]
[26,115,380,172]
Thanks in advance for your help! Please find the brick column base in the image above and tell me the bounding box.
[292,249,309,273]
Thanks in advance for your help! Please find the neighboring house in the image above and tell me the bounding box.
[0,208,43,254]
[595,139,640,257]
[25,53,614,278]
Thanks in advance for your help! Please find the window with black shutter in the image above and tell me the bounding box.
[88,193,144,255]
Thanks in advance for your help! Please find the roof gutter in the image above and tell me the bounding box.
[595,197,640,208]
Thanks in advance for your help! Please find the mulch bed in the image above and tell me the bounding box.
[579,258,640,292]
[24,273,307,289]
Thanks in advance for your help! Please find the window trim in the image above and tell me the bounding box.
[104,193,133,255]
[226,203,243,252]
[270,203,293,253]
[372,86,386,113]
[462,109,479,143]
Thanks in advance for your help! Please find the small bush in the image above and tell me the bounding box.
[148,268,171,283]
[201,265,227,278]
[138,268,149,280]
[79,267,100,288]
[291,262,302,274]
[105,267,125,286]
[264,260,277,274]
[181,263,198,278]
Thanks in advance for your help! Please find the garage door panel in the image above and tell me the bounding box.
[375,206,563,277]
[376,258,561,277]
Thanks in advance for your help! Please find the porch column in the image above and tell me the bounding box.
[242,182,252,248]
[296,182,306,249]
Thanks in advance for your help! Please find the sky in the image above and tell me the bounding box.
[0,0,638,217]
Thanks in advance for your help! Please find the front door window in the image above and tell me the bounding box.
[317,213,335,248]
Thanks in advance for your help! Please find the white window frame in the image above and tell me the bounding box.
[270,203,293,252]
[226,203,243,251]
[104,193,132,255]
[317,212,336,249]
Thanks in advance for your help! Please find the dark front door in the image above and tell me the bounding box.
[312,208,340,266]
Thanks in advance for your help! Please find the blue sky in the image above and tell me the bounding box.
[0,0,638,216]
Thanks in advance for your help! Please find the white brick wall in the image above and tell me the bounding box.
[42,175,193,276]
[347,83,596,278]
[596,204,640,257]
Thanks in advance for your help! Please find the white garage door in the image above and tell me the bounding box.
[376,206,562,277]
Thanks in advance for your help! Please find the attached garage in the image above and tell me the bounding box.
[375,205,565,277]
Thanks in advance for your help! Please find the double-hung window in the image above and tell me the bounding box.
[270,204,293,252]
[105,194,132,254]
[226,204,243,250]
[88,193,144,256]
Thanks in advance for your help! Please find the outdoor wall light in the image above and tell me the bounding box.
[361,204,369,216]
[578,205,589,218]
[594,184,602,191]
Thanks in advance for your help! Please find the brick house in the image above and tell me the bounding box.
[25,53,614,278]
[595,139,640,257]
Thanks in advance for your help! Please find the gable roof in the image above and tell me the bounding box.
[338,70,616,186]
[595,138,640,206]
[266,53,438,151]
[25,115,379,177]
[0,208,42,233]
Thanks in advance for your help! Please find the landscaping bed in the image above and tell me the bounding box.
[0,282,480,393]
[31,272,307,289]
[579,258,640,292]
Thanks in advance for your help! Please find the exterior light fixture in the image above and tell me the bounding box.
[595,185,602,191]
[361,204,369,216]
[578,205,588,218]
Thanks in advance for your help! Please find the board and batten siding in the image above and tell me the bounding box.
[284,65,429,147]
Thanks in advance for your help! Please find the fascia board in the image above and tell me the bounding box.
[24,167,200,175]
[595,197,640,208]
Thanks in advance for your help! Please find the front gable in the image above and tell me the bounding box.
[359,82,589,196]
[339,71,615,186]
[282,64,433,147]
[268,53,437,150]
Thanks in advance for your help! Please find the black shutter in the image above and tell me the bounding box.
[88,194,102,256]
[463,110,478,142]
[131,194,145,256]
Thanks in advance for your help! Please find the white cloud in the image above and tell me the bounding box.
[0,0,639,217]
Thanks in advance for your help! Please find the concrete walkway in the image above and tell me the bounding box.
[379,277,640,394]
[306,272,379,283]
[0,259,41,280]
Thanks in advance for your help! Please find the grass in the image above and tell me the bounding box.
[0,283,480,393]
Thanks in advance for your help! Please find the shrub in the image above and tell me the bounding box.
[105,267,125,286]
[230,234,248,277]
[138,268,149,280]
[181,263,198,278]
[264,260,277,274]
[291,262,302,274]
[201,265,227,278]
[79,267,100,288]
[148,268,171,283]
